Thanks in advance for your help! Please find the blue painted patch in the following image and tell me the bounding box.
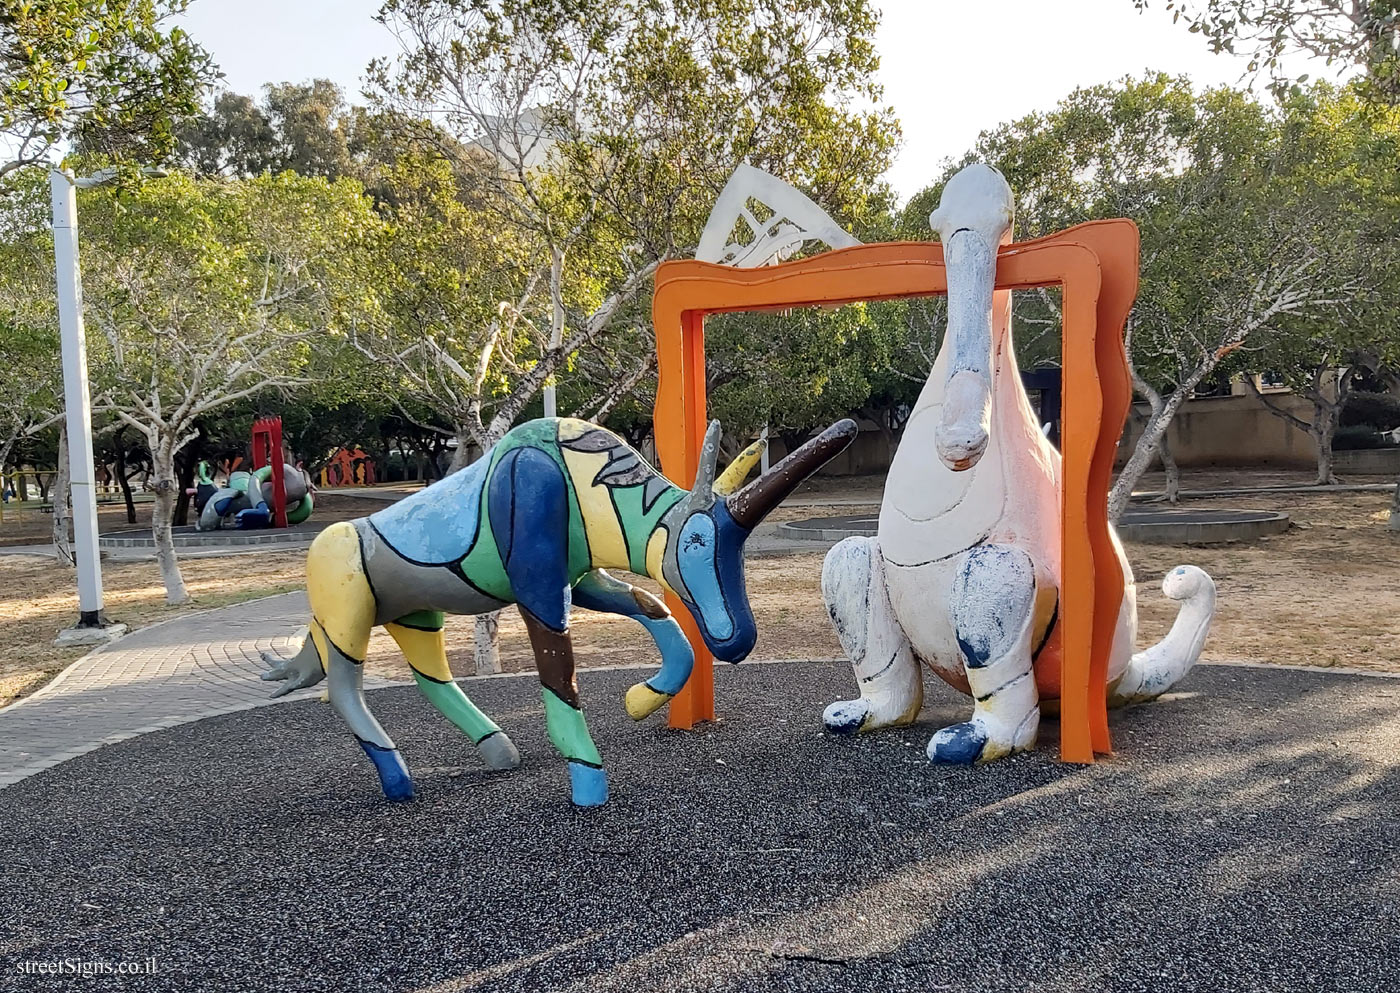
[359,740,415,800]
[368,454,490,565]
[568,762,609,807]
[677,512,732,641]
[491,448,570,629]
[641,616,695,695]
[929,722,987,765]
[825,707,867,735]
[956,633,992,668]
[235,506,271,529]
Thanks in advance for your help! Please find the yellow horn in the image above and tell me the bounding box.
[714,434,767,496]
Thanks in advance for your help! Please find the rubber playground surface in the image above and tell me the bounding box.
[2,660,1397,992]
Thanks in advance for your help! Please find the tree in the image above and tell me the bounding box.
[908,74,1385,519]
[364,0,898,465]
[1134,1,1400,103]
[364,0,897,670]
[1,0,217,182]
[58,169,386,602]
[176,79,368,180]
[1242,85,1400,483]
[0,169,62,487]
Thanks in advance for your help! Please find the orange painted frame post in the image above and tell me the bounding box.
[651,221,1139,761]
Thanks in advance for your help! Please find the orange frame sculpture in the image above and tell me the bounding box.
[652,220,1138,763]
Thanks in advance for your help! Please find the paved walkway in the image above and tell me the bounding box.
[0,591,398,788]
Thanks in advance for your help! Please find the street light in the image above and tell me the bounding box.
[49,165,163,646]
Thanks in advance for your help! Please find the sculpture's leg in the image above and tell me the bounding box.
[305,521,414,800]
[930,544,1040,764]
[520,609,608,807]
[820,536,923,733]
[572,569,694,720]
[386,612,521,771]
[489,447,607,807]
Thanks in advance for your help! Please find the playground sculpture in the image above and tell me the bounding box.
[821,163,1218,763]
[194,462,313,531]
[263,415,855,806]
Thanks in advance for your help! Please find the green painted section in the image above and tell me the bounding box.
[455,418,685,595]
[542,689,602,765]
[286,491,314,524]
[413,673,501,742]
[612,482,684,575]
[456,435,517,600]
[395,608,445,631]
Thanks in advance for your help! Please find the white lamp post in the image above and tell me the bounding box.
[49,165,153,645]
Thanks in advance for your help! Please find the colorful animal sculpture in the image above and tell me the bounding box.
[195,463,313,531]
[263,415,855,806]
[821,164,1217,763]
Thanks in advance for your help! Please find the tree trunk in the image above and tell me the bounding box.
[52,425,74,566]
[173,430,202,526]
[150,441,190,605]
[1310,403,1340,486]
[474,612,502,676]
[470,423,510,673]
[1158,427,1181,505]
[447,429,475,474]
[1108,394,1185,523]
[113,429,137,524]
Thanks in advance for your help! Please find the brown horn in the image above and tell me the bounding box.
[726,418,857,529]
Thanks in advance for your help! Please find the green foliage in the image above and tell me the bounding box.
[0,0,218,181]
[175,79,370,180]
[1133,1,1400,105]
[1334,423,1390,449]
[366,0,899,448]
[1342,390,1400,430]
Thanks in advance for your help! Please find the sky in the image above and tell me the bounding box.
[174,0,1341,202]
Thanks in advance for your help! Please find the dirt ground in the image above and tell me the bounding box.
[3,475,1399,708]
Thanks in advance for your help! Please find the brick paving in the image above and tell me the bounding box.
[0,591,397,789]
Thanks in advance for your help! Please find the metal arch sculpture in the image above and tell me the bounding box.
[263,416,854,806]
[653,163,1216,762]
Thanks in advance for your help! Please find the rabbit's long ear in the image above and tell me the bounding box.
[727,419,857,529]
[714,431,767,497]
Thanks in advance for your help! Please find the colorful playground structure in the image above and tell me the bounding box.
[317,446,377,488]
[265,160,1217,807]
[194,417,314,531]
[263,416,852,805]
[652,162,1217,762]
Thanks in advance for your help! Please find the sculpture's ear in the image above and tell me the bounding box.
[714,430,767,497]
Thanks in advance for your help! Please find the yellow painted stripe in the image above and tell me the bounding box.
[562,447,629,570]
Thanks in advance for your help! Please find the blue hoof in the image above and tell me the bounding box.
[568,762,609,807]
[359,740,416,801]
[822,701,869,735]
[927,722,987,765]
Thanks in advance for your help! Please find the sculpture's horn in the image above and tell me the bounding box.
[727,419,857,529]
[684,420,724,508]
[714,429,768,497]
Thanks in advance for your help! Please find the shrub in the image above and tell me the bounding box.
[1341,391,1400,431]
[1333,424,1391,450]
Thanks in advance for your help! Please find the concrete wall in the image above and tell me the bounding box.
[744,392,1333,478]
[1334,448,1400,474]
[1116,393,1317,469]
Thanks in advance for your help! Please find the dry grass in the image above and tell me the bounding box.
[3,480,1398,708]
